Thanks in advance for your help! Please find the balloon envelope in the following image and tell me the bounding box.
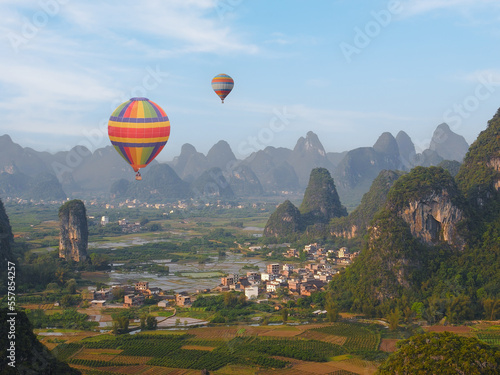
[211,74,234,103]
[108,97,170,174]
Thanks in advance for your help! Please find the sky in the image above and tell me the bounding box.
[1,0,500,162]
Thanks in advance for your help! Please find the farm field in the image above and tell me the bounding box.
[46,320,500,374]
[49,321,387,374]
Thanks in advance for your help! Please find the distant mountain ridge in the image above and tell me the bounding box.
[0,123,469,205]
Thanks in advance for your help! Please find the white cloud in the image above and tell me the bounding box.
[400,0,500,17]
[462,69,500,84]
[62,1,258,55]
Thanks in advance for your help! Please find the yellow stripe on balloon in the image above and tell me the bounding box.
[136,101,145,118]
[108,120,170,129]
[135,147,143,164]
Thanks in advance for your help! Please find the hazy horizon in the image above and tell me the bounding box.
[2,1,500,161]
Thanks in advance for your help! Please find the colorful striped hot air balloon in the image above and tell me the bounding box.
[108,97,170,180]
[211,74,234,103]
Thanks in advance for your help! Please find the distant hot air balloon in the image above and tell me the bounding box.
[108,97,170,180]
[211,74,234,103]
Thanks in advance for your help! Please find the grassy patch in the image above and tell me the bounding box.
[331,354,353,361]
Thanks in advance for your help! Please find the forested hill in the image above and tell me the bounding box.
[264,168,346,237]
[329,108,500,321]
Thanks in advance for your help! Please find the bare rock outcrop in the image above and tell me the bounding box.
[59,199,88,262]
[399,190,465,250]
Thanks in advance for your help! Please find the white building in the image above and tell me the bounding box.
[261,272,275,281]
[266,281,280,293]
[245,285,259,300]
[282,264,294,272]
[158,300,169,308]
[101,216,109,226]
[338,247,349,258]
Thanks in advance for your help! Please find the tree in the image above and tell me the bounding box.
[377,332,500,374]
[446,296,474,324]
[411,302,424,321]
[483,298,500,320]
[60,295,74,308]
[45,282,59,291]
[276,287,289,300]
[282,308,289,322]
[111,287,125,302]
[112,316,129,334]
[325,293,339,322]
[90,253,110,269]
[237,292,247,306]
[387,308,400,331]
[146,315,157,330]
[224,292,238,307]
[65,279,77,294]
[325,302,339,322]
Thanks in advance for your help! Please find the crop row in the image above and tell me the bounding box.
[477,333,500,346]
[52,343,82,361]
[120,341,184,357]
[68,358,138,367]
[236,337,345,362]
[81,334,190,350]
[343,334,380,351]
[312,322,373,337]
[147,349,233,371]
[311,322,380,350]
[183,338,226,347]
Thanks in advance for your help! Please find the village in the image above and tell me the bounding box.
[85,243,359,312]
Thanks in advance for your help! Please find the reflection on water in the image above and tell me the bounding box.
[108,252,267,293]
[89,237,166,249]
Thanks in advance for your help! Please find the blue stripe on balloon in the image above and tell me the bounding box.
[109,116,169,123]
[117,101,132,118]
[117,145,132,164]
[112,141,168,148]
[145,144,162,165]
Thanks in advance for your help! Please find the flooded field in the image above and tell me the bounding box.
[106,252,267,293]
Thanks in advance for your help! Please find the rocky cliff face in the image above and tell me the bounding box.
[388,166,465,250]
[59,199,88,262]
[399,190,465,250]
[488,157,500,191]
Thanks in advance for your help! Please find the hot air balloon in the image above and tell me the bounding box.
[108,97,170,180]
[211,74,234,103]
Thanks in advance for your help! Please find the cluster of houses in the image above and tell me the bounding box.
[83,243,359,309]
[284,243,359,265]
[86,281,169,308]
[214,261,334,301]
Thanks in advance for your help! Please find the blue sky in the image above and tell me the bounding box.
[1,0,500,161]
